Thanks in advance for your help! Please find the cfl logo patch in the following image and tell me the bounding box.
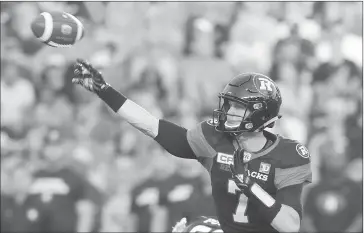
[217,153,233,165]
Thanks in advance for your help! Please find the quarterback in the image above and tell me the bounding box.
[72,59,312,232]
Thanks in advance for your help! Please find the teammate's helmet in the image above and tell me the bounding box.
[184,216,222,233]
[212,72,282,133]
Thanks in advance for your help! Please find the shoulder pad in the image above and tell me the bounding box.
[273,137,311,169]
[200,120,227,151]
[187,121,219,159]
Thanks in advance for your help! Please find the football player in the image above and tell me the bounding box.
[72,59,312,232]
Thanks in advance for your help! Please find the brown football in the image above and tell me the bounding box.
[31,11,84,48]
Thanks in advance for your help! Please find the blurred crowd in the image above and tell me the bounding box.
[1,2,362,232]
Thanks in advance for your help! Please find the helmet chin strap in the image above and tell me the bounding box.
[226,115,280,138]
[233,135,245,165]
[253,116,280,132]
[232,133,254,169]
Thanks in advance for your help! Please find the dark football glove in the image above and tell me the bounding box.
[230,150,252,195]
[72,59,108,94]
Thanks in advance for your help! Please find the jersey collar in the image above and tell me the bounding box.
[230,130,280,161]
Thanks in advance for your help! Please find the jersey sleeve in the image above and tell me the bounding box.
[186,121,217,158]
[274,142,312,190]
[186,121,218,172]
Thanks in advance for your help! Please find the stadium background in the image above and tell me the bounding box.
[1,1,362,232]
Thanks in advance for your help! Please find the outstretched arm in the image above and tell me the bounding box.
[73,59,196,159]
[114,96,159,138]
[103,88,197,159]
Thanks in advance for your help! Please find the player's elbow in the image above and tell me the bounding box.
[275,218,300,233]
[283,207,301,232]
[272,205,301,232]
[286,218,300,233]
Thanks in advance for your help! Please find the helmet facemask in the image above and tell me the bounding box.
[212,93,281,134]
[213,95,257,134]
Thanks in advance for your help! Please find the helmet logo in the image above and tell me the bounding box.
[253,75,276,97]
[258,78,274,92]
[245,123,253,129]
[253,103,262,109]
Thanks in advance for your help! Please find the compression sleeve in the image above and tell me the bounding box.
[154,119,197,159]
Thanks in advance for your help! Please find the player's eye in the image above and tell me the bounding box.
[230,101,246,111]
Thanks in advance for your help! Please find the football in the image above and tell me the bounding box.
[31,11,84,48]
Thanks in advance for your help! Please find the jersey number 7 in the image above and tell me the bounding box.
[228,179,249,223]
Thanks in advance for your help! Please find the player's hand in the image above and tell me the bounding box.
[72,59,108,94]
[172,217,187,233]
[230,150,252,194]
